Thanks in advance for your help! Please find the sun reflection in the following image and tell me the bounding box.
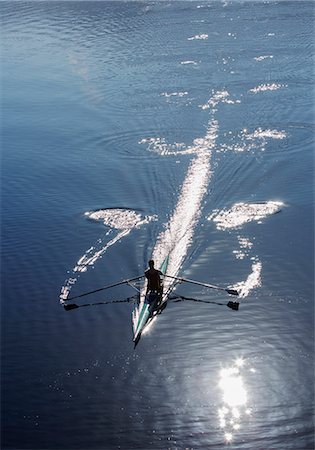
[219,367,247,407]
[218,358,254,443]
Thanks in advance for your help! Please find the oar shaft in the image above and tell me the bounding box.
[164,274,224,290]
[66,275,144,301]
[164,274,238,296]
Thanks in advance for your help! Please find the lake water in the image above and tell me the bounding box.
[1,1,314,449]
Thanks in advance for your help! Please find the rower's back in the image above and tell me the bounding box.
[145,260,162,293]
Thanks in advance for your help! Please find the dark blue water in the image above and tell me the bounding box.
[1,1,314,449]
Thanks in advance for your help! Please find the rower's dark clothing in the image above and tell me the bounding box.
[145,267,162,292]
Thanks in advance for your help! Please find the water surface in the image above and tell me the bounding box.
[1,1,314,449]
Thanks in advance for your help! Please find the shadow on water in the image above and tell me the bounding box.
[63,294,239,312]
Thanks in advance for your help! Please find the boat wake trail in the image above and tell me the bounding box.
[133,91,224,333]
[152,119,218,276]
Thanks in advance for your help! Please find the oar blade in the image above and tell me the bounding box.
[227,301,239,311]
[64,303,79,311]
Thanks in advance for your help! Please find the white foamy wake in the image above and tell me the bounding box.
[60,209,154,303]
[133,91,228,333]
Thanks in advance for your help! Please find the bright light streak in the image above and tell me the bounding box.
[217,358,254,444]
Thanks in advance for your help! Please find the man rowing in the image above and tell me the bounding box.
[145,260,163,298]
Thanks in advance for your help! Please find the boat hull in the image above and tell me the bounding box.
[133,256,169,345]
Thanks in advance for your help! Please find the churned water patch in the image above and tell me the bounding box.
[208,201,283,231]
[85,208,152,230]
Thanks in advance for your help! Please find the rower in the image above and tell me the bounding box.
[145,260,163,299]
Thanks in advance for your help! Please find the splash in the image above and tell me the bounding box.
[233,260,262,298]
[209,201,283,230]
[60,209,154,302]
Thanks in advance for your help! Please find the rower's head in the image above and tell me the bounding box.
[148,259,154,268]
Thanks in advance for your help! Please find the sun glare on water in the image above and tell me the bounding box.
[218,358,254,443]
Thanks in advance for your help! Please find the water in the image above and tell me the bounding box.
[1,1,314,449]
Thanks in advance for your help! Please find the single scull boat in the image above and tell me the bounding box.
[62,258,239,346]
[132,255,171,346]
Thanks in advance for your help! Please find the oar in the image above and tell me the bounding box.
[164,274,239,296]
[64,295,138,311]
[171,295,239,310]
[65,275,144,301]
